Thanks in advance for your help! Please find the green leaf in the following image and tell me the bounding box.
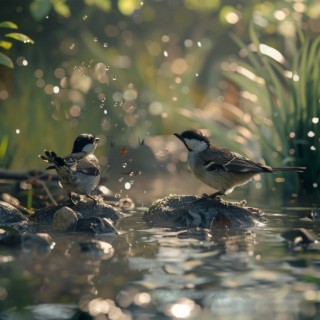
[84,0,112,12]
[0,41,13,50]
[52,0,71,17]
[0,52,14,68]
[30,0,52,21]
[0,21,18,29]
[5,33,34,44]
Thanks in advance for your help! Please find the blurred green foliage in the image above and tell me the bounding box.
[0,21,34,68]
[0,0,319,199]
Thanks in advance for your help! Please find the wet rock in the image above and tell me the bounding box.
[281,228,318,249]
[74,217,118,234]
[0,229,54,255]
[144,194,266,229]
[118,197,135,210]
[0,228,21,247]
[33,200,123,226]
[309,208,320,222]
[78,240,114,260]
[21,233,54,256]
[0,201,28,224]
[53,206,80,231]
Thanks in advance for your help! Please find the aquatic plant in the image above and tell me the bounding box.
[224,25,319,197]
[0,135,14,168]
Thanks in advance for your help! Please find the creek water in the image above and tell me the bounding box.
[0,174,319,320]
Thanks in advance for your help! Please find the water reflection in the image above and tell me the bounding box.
[0,207,320,319]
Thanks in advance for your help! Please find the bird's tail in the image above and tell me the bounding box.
[39,150,65,170]
[272,166,306,172]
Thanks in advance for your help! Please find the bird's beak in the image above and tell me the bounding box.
[174,133,182,140]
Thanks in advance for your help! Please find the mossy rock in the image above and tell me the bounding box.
[33,200,123,226]
[0,201,28,224]
[143,194,266,229]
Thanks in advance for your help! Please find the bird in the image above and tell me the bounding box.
[39,133,101,203]
[174,130,306,198]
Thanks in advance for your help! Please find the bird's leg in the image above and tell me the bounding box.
[69,192,79,205]
[207,190,224,199]
[86,194,98,205]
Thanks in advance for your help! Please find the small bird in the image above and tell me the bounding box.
[39,133,101,203]
[174,130,306,198]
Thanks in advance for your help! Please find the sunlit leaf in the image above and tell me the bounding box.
[52,0,71,17]
[118,0,141,15]
[0,135,8,159]
[0,52,14,68]
[30,0,51,20]
[0,41,13,50]
[84,0,112,12]
[5,33,34,44]
[0,21,18,29]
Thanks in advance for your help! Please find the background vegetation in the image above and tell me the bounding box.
[1,0,319,200]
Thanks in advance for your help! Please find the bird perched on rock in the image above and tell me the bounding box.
[174,130,306,198]
[39,133,101,203]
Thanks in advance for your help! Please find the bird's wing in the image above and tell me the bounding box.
[75,155,101,176]
[203,147,272,173]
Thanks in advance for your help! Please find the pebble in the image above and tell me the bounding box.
[53,206,79,231]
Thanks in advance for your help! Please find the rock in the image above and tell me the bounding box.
[77,240,114,260]
[0,228,21,247]
[0,201,28,224]
[143,194,266,229]
[53,206,79,231]
[0,229,54,255]
[281,228,318,249]
[309,209,320,222]
[118,197,135,210]
[21,233,54,256]
[74,217,118,234]
[33,200,123,226]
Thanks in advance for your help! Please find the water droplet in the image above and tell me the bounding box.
[16,129,20,134]
[82,15,88,21]
[129,171,134,177]
[112,75,117,81]
[308,131,315,138]
[312,117,319,124]
[313,183,318,188]
[103,42,108,48]
[197,41,202,47]
[69,43,75,50]
[125,182,131,190]
[104,110,108,114]
[106,65,110,71]
[163,50,168,57]
[195,73,199,77]
[310,145,316,151]
[119,177,124,182]
[122,162,127,168]
[130,180,134,185]
[93,37,98,42]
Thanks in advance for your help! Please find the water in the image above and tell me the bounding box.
[0,200,319,319]
[0,173,319,319]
